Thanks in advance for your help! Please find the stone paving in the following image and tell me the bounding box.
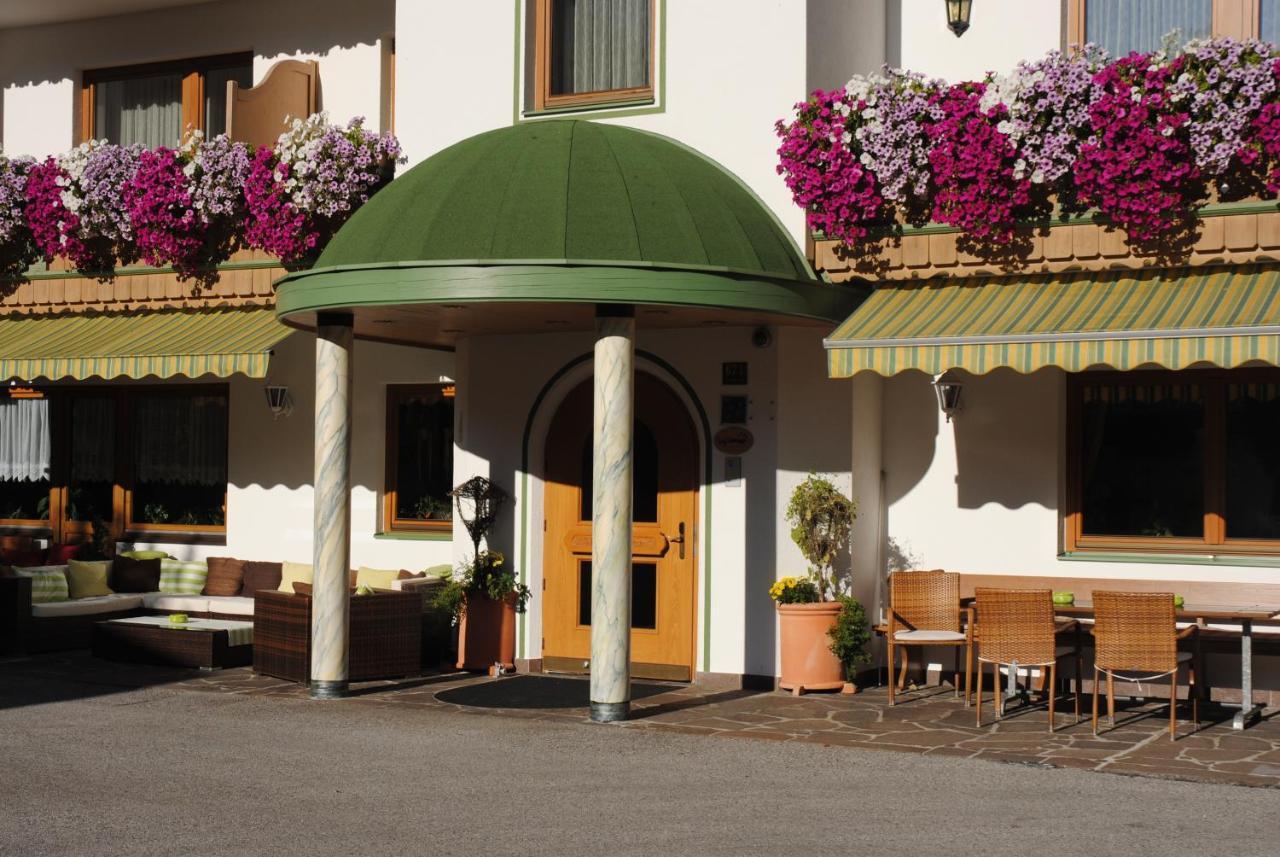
[6,653,1280,789]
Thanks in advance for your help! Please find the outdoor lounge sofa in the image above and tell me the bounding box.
[0,557,445,656]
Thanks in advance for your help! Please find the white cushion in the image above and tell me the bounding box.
[32,594,144,618]
[893,629,965,642]
[203,596,255,616]
[141,593,211,613]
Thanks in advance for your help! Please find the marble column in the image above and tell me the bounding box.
[590,305,634,723]
[310,312,353,699]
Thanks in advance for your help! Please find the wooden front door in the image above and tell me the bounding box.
[542,372,698,681]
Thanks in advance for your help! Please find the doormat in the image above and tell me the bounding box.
[435,674,675,710]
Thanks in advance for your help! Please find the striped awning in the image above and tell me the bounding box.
[0,307,293,381]
[825,265,1280,377]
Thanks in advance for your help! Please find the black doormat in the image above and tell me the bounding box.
[435,674,675,710]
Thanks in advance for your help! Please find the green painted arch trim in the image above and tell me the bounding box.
[275,262,862,325]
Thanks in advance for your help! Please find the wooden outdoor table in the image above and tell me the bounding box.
[959,575,1280,731]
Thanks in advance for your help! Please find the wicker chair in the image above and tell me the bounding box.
[1091,591,1200,740]
[973,588,1081,731]
[886,570,973,705]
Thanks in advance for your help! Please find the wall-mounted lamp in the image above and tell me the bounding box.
[264,385,293,419]
[933,374,963,421]
[945,0,972,36]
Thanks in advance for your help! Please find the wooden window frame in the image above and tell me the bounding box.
[80,52,253,144]
[383,383,455,535]
[1066,0,1260,48]
[1,385,229,544]
[532,0,656,113]
[1064,368,1280,556]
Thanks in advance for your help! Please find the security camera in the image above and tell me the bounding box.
[751,326,773,349]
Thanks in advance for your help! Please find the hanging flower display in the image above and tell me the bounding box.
[243,114,403,266]
[124,132,252,286]
[25,140,142,278]
[0,154,40,283]
[774,88,887,246]
[925,81,1031,243]
[0,113,401,284]
[775,37,1280,259]
[1073,52,1203,246]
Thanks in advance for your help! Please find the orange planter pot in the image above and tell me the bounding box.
[777,602,845,694]
[456,592,517,671]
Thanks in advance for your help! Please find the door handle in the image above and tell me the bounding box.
[668,522,686,560]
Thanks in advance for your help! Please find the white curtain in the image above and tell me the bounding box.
[552,0,650,95]
[70,397,115,483]
[133,395,227,486]
[94,73,183,147]
[1085,0,1212,56]
[0,398,50,482]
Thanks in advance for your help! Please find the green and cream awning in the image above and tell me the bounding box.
[826,265,1280,377]
[0,307,292,381]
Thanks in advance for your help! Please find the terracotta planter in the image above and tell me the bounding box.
[777,601,845,695]
[456,592,517,671]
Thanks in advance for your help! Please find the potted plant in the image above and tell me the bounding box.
[774,474,866,694]
[436,477,531,672]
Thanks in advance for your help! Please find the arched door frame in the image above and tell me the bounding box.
[518,351,713,673]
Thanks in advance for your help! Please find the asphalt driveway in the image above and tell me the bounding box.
[0,668,1274,857]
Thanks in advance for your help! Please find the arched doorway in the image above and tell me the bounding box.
[542,371,698,681]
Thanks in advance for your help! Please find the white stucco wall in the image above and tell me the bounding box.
[873,369,1280,587]
[0,0,393,157]
[394,0,813,245]
[128,332,455,571]
[888,0,1062,82]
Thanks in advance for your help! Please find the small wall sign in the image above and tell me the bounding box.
[721,361,748,386]
[714,426,754,455]
[720,395,748,425]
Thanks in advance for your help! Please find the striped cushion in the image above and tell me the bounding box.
[14,565,70,603]
[159,560,209,595]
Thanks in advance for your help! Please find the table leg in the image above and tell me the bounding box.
[1006,658,1019,701]
[1232,618,1263,731]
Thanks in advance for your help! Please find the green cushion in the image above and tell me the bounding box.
[120,550,172,560]
[159,560,208,595]
[15,566,70,603]
[423,564,453,578]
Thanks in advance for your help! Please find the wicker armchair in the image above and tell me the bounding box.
[973,588,1081,731]
[886,570,973,705]
[1091,591,1200,740]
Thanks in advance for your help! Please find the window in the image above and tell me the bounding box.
[82,53,253,147]
[0,395,51,527]
[533,0,654,112]
[0,386,227,542]
[384,384,455,533]
[1065,370,1280,555]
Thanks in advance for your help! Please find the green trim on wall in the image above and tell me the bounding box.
[516,349,713,671]
[513,0,668,123]
[815,198,1280,242]
[374,530,453,542]
[19,258,281,282]
[275,262,861,326]
[1059,551,1280,568]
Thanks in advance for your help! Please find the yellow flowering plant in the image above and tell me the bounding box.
[769,575,821,604]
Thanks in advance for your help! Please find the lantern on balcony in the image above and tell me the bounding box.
[945,0,972,36]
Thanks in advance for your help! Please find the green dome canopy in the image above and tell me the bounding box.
[275,121,863,345]
[313,119,812,281]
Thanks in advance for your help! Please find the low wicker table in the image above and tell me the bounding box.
[92,616,253,670]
